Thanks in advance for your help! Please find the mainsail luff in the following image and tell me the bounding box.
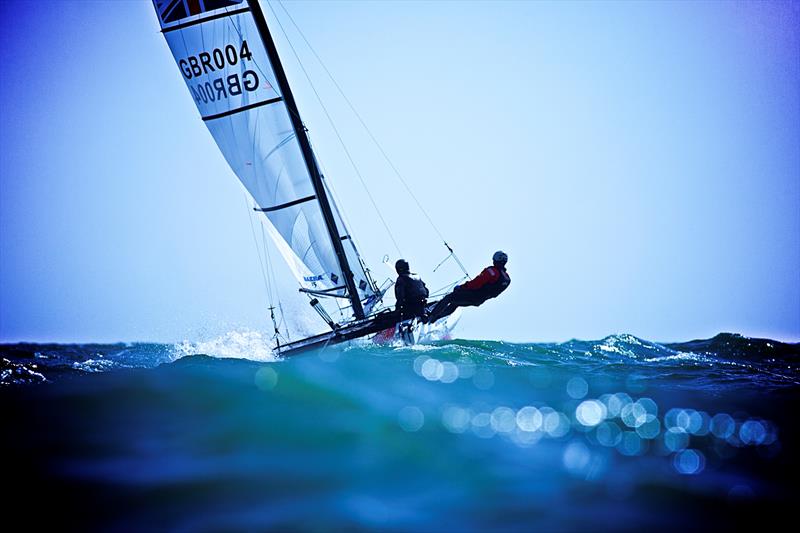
[246,0,365,319]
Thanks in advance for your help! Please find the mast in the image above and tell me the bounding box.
[247,0,365,320]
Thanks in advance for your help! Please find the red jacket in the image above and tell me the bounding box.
[460,266,509,291]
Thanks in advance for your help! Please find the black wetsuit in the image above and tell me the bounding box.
[395,274,429,320]
[426,265,510,323]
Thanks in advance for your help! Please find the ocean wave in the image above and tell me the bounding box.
[642,353,716,365]
[1,357,48,386]
[1,332,797,388]
[71,358,121,373]
[171,329,279,363]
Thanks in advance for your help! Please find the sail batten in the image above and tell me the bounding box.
[255,194,317,213]
[203,96,283,121]
[152,0,377,321]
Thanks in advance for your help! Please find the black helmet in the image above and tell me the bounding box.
[492,251,508,265]
[395,259,410,274]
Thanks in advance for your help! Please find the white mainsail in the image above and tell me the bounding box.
[152,0,377,319]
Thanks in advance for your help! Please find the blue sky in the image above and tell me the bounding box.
[1,0,798,343]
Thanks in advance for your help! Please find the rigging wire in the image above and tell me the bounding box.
[274,0,469,278]
[244,192,289,345]
[266,0,403,258]
[243,191,273,304]
[259,219,291,341]
[429,279,464,299]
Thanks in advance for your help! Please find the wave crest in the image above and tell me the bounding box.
[171,329,279,363]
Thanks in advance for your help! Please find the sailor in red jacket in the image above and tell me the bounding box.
[425,251,510,324]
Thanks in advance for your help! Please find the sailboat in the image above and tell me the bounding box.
[151,0,463,356]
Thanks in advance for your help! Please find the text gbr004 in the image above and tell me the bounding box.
[178,40,269,106]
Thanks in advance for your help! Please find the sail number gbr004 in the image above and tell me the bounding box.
[178,41,271,105]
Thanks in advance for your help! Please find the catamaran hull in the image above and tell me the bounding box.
[274,307,461,357]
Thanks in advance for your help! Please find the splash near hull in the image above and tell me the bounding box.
[274,302,462,356]
[373,308,462,347]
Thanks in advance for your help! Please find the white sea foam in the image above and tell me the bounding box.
[72,359,120,373]
[172,329,279,363]
[642,352,712,364]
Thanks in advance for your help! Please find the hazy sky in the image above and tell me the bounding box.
[1,0,798,344]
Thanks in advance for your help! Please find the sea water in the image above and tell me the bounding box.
[1,332,797,531]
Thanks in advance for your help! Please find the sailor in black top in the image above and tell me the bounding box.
[394,259,429,321]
